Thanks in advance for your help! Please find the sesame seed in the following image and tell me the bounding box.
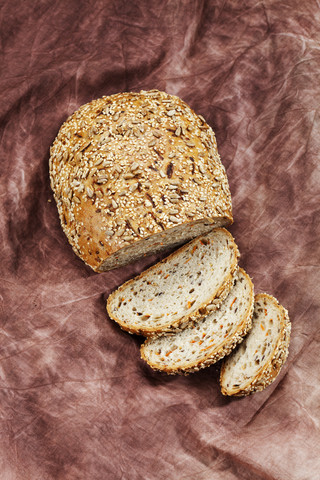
[167,109,176,116]
[169,215,180,223]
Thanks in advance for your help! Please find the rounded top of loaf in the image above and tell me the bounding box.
[49,89,232,271]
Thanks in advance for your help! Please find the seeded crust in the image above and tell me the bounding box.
[107,228,239,337]
[140,268,254,375]
[220,294,291,397]
[49,89,233,272]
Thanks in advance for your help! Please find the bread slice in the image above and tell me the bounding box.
[140,268,254,374]
[107,228,239,337]
[220,293,291,396]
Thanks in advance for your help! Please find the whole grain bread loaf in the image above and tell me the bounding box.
[140,268,254,374]
[220,293,291,396]
[49,89,232,271]
[107,228,239,337]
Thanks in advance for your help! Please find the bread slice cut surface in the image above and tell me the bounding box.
[140,267,254,374]
[220,293,291,396]
[107,228,239,336]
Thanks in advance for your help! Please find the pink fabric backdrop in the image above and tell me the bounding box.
[1,1,319,479]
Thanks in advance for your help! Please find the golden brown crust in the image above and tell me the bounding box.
[49,89,232,271]
[140,268,254,374]
[107,228,239,337]
[220,293,291,396]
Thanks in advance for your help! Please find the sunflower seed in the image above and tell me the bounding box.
[148,139,156,147]
[73,196,81,204]
[193,178,202,185]
[185,140,195,147]
[169,215,180,223]
[115,227,125,237]
[169,192,180,199]
[80,140,91,152]
[169,209,179,215]
[105,230,114,237]
[216,206,224,215]
[130,162,139,171]
[123,235,133,241]
[167,109,176,116]
[153,130,161,138]
[111,199,118,209]
[169,198,179,204]
[199,196,207,201]
[113,112,120,121]
[168,152,176,158]
[180,188,189,194]
[198,114,206,123]
[168,184,178,190]
[86,187,94,198]
[159,171,166,178]
[96,177,108,184]
[175,126,181,136]
[129,182,139,193]
[124,173,134,180]
[94,158,103,166]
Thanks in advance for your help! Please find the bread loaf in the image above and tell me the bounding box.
[220,294,291,396]
[107,228,239,336]
[49,89,232,271]
[140,268,254,374]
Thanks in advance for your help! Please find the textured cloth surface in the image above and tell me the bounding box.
[1,1,320,479]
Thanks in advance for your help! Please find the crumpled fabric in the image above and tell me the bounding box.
[1,1,319,479]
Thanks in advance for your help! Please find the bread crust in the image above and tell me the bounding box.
[220,293,291,396]
[49,89,232,272]
[140,268,254,374]
[107,228,239,337]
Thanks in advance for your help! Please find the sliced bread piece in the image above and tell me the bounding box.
[140,268,254,374]
[220,293,291,396]
[107,228,239,337]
